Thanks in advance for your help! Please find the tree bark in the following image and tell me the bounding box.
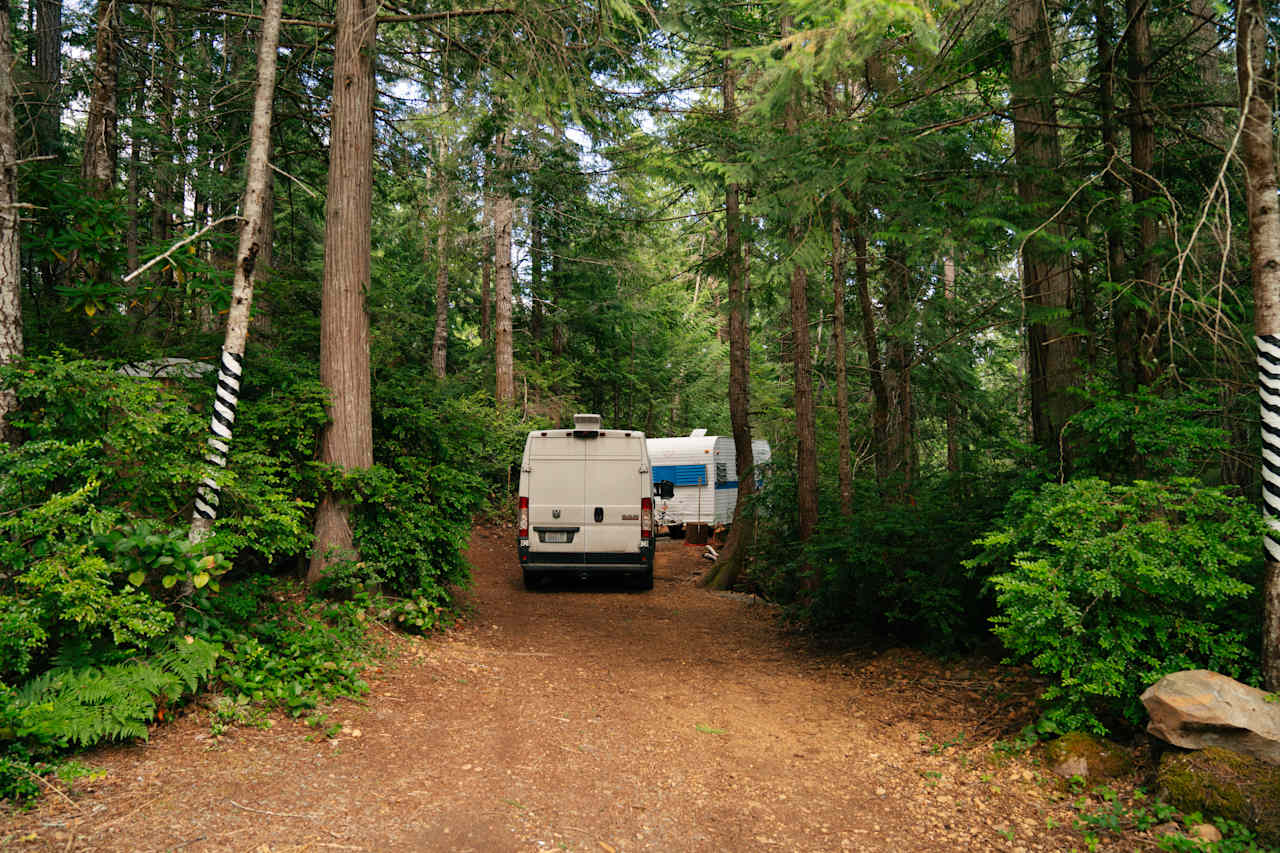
[431,161,450,379]
[853,222,890,487]
[1009,0,1080,468]
[782,45,818,544]
[189,0,284,542]
[1126,0,1159,383]
[481,190,492,343]
[0,3,23,442]
[1096,0,1133,390]
[703,38,754,590]
[309,0,377,583]
[493,132,515,405]
[81,0,119,196]
[832,208,853,514]
[944,255,960,474]
[1238,0,1280,690]
[33,0,62,156]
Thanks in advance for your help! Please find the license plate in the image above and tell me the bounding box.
[542,530,571,543]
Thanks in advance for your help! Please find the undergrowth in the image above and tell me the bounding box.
[1072,786,1277,853]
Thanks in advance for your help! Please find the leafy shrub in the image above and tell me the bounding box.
[189,577,374,715]
[353,461,485,598]
[1067,381,1230,480]
[968,477,1263,733]
[748,458,1014,649]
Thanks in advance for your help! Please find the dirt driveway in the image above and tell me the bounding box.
[2,527,1086,852]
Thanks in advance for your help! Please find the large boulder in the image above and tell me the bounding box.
[1157,747,1280,845]
[1141,670,1280,765]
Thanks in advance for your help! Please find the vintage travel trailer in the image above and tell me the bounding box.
[646,430,770,537]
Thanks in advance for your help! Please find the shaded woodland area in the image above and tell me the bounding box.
[0,0,1278,812]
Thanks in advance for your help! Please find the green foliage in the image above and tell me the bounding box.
[191,578,374,715]
[749,458,1015,649]
[6,637,220,748]
[1072,786,1276,853]
[352,461,485,599]
[969,478,1263,733]
[97,521,231,595]
[1068,382,1231,480]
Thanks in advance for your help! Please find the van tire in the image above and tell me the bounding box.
[667,524,685,539]
[631,568,653,591]
[522,569,543,590]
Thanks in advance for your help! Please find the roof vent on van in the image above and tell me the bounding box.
[689,428,708,438]
[572,413,602,438]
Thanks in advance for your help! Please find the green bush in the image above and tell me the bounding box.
[968,477,1263,733]
[747,458,1014,649]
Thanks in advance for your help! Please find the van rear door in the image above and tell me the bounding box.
[526,434,587,558]
[584,434,645,554]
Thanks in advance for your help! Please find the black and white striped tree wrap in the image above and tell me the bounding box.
[194,349,243,521]
[1259,335,1280,561]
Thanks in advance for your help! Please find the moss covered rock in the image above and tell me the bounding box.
[1042,732,1134,782]
[1157,747,1280,845]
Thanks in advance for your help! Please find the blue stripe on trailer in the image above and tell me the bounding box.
[652,464,707,486]
[714,480,738,490]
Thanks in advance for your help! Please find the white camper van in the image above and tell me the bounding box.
[646,430,771,536]
[517,414,660,590]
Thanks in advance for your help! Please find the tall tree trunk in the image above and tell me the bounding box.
[882,249,914,497]
[1238,0,1280,690]
[493,132,515,405]
[431,162,450,379]
[0,3,23,442]
[481,190,492,343]
[33,0,62,156]
[1126,0,1159,383]
[1010,0,1080,468]
[832,208,853,514]
[1097,0,1134,390]
[150,5,179,301]
[703,37,754,590]
[309,0,376,583]
[530,211,543,346]
[188,0,283,543]
[853,222,890,486]
[782,33,818,544]
[81,0,118,196]
[944,255,960,474]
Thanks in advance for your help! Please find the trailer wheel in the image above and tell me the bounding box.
[667,524,685,539]
[522,569,543,590]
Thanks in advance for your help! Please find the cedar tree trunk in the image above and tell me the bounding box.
[309,0,377,582]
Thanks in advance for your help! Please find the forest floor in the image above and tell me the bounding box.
[2,527,1144,852]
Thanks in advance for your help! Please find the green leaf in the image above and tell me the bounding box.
[127,570,145,587]
[192,572,210,589]
[161,575,177,589]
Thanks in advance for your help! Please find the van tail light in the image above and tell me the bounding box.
[518,496,529,539]
[641,497,652,538]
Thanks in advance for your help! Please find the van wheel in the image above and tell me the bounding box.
[631,568,653,591]
[522,569,543,590]
[667,524,685,540]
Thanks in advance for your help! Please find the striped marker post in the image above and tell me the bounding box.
[193,349,243,524]
[1259,335,1280,562]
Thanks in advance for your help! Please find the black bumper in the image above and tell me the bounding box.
[518,545,654,573]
